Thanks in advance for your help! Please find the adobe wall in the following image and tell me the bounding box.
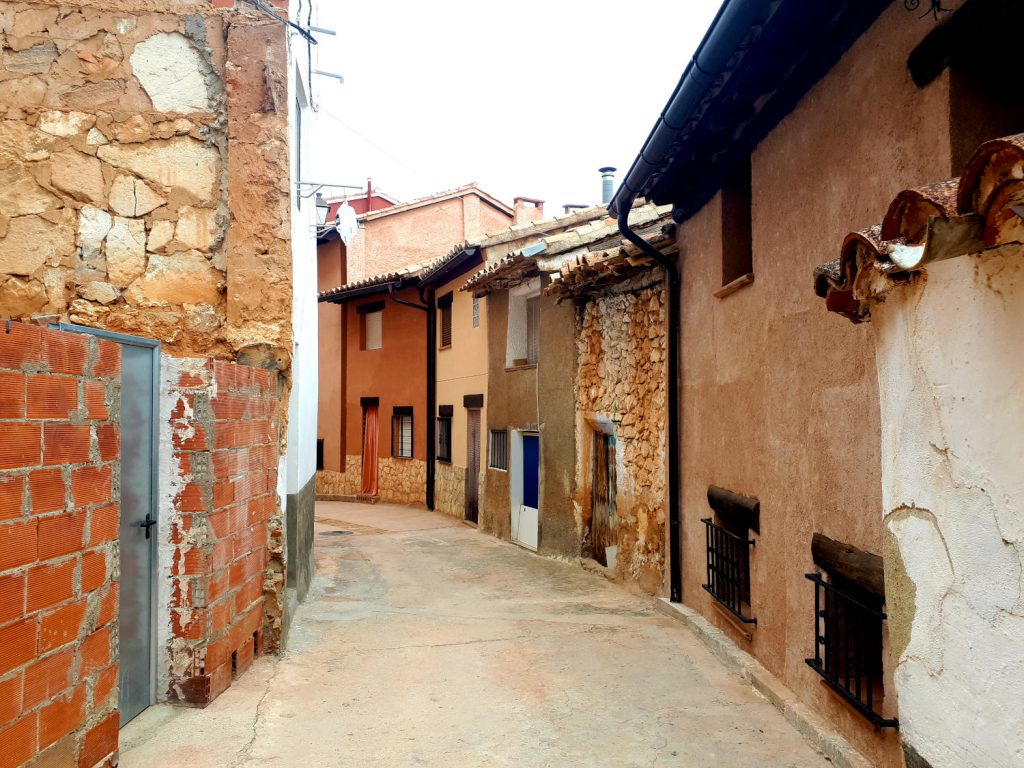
[674,5,955,764]
[480,286,577,555]
[0,1,292,366]
[316,238,345,474]
[0,324,121,768]
[574,276,666,594]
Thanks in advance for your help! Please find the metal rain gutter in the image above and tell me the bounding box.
[608,0,773,217]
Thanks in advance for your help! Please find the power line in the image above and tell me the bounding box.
[317,107,422,175]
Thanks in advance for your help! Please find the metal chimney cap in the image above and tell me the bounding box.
[598,166,617,174]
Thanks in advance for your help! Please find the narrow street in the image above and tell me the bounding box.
[120,503,829,767]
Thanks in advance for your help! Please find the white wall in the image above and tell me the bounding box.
[284,1,319,499]
[874,244,1024,768]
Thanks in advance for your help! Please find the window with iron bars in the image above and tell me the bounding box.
[701,517,756,624]
[391,408,413,458]
[437,416,452,463]
[488,429,508,470]
[805,573,897,729]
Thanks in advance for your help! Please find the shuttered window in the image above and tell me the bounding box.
[438,291,453,349]
[488,429,508,471]
[526,296,539,365]
[437,416,452,462]
[392,407,413,458]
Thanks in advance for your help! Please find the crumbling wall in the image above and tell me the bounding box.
[874,245,1024,768]
[161,356,280,706]
[0,1,291,365]
[0,323,120,768]
[574,277,667,594]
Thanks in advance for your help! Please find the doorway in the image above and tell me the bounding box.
[510,431,539,550]
[55,324,159,725]
[465,409,480,523]
[591,431,618,570]
[360,403,379,496]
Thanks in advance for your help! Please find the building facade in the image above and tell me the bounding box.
[607,0,1024,765]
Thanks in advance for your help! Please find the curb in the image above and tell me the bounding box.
[653,598,873,768]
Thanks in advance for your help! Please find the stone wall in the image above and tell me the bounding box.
[0,1,291,366]
[574,277,667,594]
[315,465,358,499]
[0,323,121,768]
[434,460,466,519]
[161,356,279,706]
[315,457,426,508]
[377,457,425,506]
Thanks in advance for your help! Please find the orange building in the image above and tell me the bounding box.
[316,185,515,504]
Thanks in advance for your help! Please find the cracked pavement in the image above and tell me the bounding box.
[120,502,830,767]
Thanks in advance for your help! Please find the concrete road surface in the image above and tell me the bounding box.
[120,502,830,767]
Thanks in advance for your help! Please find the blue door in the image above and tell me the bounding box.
[522,434,539,509]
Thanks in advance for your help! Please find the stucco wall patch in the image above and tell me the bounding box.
[131,32,215,114]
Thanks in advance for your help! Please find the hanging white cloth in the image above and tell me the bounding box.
[336,201,359,245]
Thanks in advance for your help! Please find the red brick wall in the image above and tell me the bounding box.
[0,324,121,768]
[166,358,280,706]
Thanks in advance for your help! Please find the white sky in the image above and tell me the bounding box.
[307,0,724,213]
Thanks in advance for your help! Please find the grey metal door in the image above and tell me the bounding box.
[465,409,480,523]
[56,325,159,726]
[118,341,158,724]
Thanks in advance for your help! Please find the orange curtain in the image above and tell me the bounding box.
[361,406,379,496]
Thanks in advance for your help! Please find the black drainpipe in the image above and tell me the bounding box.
[388,284,435,510]
[616,208,682,604]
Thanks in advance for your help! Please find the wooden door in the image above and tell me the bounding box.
[465,409,480,523]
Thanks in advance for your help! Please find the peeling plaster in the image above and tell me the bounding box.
[874,246,1024,767]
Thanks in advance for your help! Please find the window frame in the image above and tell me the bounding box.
[438,291,453,350]
[391,407,413,459]
[488,429,509,471]
[437,406,453,463]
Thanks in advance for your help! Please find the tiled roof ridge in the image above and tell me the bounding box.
[814,132,1024,323]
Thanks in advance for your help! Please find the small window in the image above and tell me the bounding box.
[505,280,540,368]
[701,485,758,624]
[359,302,384,351]
[720,158,753,288]
[488,429,508,471]
[526,297,539,365]
[472,296,480,328]
[391,407,413,458]
[438,292,453,349]
[437,416,452,463]
[805,533,895,728]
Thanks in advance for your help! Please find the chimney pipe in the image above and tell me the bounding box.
[599,167,617,205]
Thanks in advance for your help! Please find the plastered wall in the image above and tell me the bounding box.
[874,246,1024,768]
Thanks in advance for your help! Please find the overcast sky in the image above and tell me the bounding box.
[308,1,724,213]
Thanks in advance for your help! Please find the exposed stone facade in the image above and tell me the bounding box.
[434,460,466,519]
[377,458,425,506]
[315,460,360,499]
[574,276,667,594]
[316,457,426,508]
[0,2,292,365]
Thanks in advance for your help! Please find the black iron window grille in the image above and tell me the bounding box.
[701,517,756,624]
[488,430,508,470]
[437,416,452,463]
[805,573,898,729]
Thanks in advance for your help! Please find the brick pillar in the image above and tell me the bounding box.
[0,323,121,768]
[165,358,280,706]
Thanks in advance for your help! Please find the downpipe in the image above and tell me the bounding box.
[616,207,683,603]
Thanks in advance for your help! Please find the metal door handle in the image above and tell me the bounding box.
[138,514,157,539]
